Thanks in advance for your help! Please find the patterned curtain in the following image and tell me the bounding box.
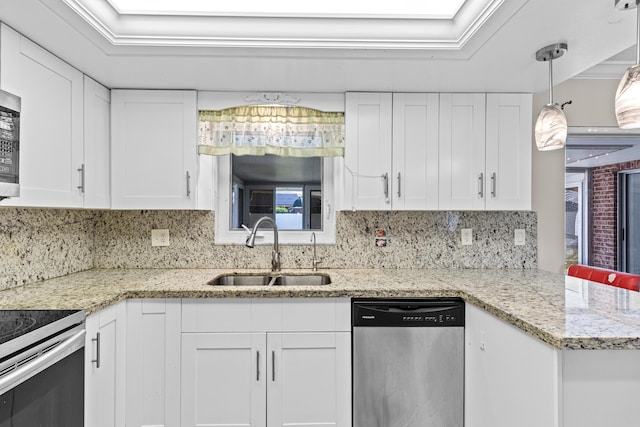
[198,106,345,157]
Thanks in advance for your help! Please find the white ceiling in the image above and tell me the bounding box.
[0,0,637,93]
[566,133,640,168]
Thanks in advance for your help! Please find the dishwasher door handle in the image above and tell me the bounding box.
[361,305,461,314]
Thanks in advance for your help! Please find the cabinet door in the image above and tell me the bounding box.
[344,92,392,210]
[392,93,439,210]
[111,90,197,209]
[85,303,126,427]
[464,304,559,427]
[439,93,486,210]
[267,332,351,427]
[83,76,111,208]
[0,24,84,207]
[125,299,181,427]
[485,93,532,210]
[181,333,267,427]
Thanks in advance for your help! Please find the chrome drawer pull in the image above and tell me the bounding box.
[91,332,100,368]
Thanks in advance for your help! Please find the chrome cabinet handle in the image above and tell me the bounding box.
[256,351,260,381]
[478,173,484,198]
[271,350,275,382]
[397,172,401,198]
[77,164,85,193]
[382,172,389,202]
[491,172,497,198]
[186,171,191,197]
[91,332,100,368]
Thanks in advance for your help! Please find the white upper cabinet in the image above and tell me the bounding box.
[485,93,532,210]
[83,76,111,209]
[392,93,439,210]
[345,92,439,211]
[344,92,393,210]
[0,24,84,207]
[438,93,487,210]
[345,92,532,211]
[438,93,532,210]
[111,90,199,209]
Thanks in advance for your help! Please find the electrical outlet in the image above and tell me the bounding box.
[151,229,170,247]
[461,228,473,245]
[514,229,526,246]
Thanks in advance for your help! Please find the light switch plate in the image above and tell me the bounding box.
[514,229,526,246]
[461,228,472,246]
[151,229,170,247]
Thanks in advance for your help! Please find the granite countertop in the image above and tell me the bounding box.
[0,267,639,351]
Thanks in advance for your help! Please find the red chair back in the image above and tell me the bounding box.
[567,264,640,292]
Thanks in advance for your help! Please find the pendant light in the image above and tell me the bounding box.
[534,43,568,151]
[615,0,640,129]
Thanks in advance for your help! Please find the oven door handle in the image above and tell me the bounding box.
[0,328,85,396]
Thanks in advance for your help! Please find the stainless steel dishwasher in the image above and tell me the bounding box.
[352,298,465,427]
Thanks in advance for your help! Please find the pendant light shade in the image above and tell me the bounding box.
[615,0,640,129]
[534,104,567,151]
[534,43,568,151]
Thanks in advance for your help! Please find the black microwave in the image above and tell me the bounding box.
[0,89,20,200]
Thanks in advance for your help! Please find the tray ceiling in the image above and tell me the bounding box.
[0,0,637,92]
[60,0,505,52]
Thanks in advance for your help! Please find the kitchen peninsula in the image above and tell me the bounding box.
[0,267,639,426]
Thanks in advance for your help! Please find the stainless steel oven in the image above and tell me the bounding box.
[0,89,20,201]
[0,310,85,426]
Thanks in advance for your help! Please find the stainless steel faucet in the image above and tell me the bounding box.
[245,216,280,272]
[310,232,322,271]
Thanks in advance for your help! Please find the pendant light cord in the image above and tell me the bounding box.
[548,58,554,105]
[636,1,640,65]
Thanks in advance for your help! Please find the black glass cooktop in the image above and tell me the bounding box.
[0,310,83,349]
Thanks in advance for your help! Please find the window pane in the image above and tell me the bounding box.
[231,154,321,231]
[248,188,273,227]
[276,187,303,230]
[310,189,322,229]
[565,186,580,268]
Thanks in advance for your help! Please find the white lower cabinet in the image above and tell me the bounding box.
[465,303,560,427]
[267,332,351,427]
[180,298,351,427]
[84,302,126,427]
[181,332,266,427]
[465,303,640,427]
[125,298,181,427]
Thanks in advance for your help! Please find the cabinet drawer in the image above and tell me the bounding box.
[181,298,350,333]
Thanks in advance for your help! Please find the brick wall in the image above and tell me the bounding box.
[591,159,640,269]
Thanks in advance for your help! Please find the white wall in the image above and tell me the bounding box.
[532,78,619,273]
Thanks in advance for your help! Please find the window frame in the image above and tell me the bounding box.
[199,91,344,245]
[214,154,338,244]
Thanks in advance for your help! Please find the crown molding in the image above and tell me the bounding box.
[56,0,515,53]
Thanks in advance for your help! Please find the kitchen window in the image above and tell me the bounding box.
[197,92,345,245]
[231,154,322,230]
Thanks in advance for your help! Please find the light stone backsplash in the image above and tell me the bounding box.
[0,208,95,291]
[0,208,536,290]
[91,210,536,269]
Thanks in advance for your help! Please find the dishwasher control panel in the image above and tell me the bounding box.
[352,298,465,327]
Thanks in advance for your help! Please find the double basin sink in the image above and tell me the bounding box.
[209,272,331,287]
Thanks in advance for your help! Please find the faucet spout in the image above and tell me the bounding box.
[310,232,322,271]
[246,216,280,272]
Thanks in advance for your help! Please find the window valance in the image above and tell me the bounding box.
[198,106,345,157]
